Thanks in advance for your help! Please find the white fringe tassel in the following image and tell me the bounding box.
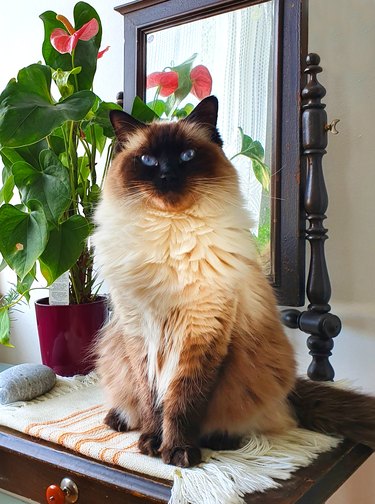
[169,428,340,504]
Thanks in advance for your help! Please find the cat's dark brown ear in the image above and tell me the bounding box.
[110,110,146,144]
[183,96,223,146]
[185,96,218,127]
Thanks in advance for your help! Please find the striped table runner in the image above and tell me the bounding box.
[0,373,340,504]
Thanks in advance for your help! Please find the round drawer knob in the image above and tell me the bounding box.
[45,478,79,503]
[46,485,65,504]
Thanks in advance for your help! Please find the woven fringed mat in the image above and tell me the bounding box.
[0,373,340,504]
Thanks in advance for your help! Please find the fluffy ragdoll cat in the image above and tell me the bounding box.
[93,96,375,468]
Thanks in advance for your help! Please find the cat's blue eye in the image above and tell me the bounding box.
[180,149,196,162]
[141,154,158,167]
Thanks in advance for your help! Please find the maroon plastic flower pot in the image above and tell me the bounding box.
[35,296,109,377]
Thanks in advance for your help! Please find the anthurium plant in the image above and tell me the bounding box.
[0,2,121,345]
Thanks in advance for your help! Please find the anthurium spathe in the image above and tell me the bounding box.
[146,71,179,97]
[190,65,212,100]
[97,46,110,59]
[51,17,98,54]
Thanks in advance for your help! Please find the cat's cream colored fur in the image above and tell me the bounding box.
[94,98,375,466]
[95,130,296,427]
[94,100,297,466]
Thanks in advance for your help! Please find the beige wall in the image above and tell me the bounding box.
[309,0,375,305]
[306,0,375,500]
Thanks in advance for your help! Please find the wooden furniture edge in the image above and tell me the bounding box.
[0,426,373,503]
[0,426,171,503]
[248,439,373,503]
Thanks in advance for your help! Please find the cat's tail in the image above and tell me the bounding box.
[289,378,375,449]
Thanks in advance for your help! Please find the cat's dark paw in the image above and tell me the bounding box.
[161,444,201,467]
[138,431,162,456]
[104,408,130,432]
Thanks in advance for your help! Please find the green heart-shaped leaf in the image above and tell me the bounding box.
[12,149,71,224]
[0,202,48,280]
[84,101,122,138]
[74,2,102,90]
[84,123,107,154]
[40,11,73,72]
[131,96,158,123]
[0,166,14,204]
[237,127,270,191]
[0,64,96,147]
[238,127,265,160]
[1,140,48,170]
[252,159,271,192]
[147,100,165,117]
[41,4,101,91]
[171,53,197,103]
[0,308,12,346]
[39,215,90,284]
[52,67,81,98]
[17,265,36,302]
[0,255,7,273]
[173,103,194,119]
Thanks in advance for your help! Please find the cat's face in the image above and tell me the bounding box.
[106,97,235,211]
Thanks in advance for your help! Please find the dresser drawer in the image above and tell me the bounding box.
[0,427,170,504]
[1,426,373,504]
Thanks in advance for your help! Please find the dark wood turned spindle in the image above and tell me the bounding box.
[116,91,124,109]
[281,53,341,381]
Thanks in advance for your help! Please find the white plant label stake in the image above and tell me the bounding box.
[49,272,69,305]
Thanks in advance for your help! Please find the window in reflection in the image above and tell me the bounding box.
[145,1,275,273]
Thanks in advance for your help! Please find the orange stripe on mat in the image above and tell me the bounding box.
[56,424,109,445]
[74,431,124,451]
[98,440,139,462]
[112,442,140,464]
[25,405,105,436]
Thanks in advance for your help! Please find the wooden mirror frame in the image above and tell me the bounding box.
[115,0,308,306]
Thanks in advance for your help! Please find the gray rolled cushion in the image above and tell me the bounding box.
[0,363,57,404]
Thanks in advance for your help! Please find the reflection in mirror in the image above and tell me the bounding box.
[145,1,275,274]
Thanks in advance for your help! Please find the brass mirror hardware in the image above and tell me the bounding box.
[325,119,340,134]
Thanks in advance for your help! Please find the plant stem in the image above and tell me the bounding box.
[68,121,79,214]
[1,287,47,311]
[89,125,97,184]
[71,49,79,91]
[69,265,81,304]
[101,140,114,189]
[152,88,160,108]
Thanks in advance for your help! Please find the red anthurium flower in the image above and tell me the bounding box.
[51,17,99,54]
[97,46,110,59]
[146,71,178,97]
[190,65,212,100]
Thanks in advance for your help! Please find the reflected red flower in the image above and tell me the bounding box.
[146,71,179,97]
[190,65,212,100]
[51,18,99,54]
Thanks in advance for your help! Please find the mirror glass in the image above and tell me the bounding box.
[145,1,275,274]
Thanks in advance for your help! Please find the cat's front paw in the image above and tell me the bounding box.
[104,408,130,432]
[161,444,201,467]
[138,431,162,456]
